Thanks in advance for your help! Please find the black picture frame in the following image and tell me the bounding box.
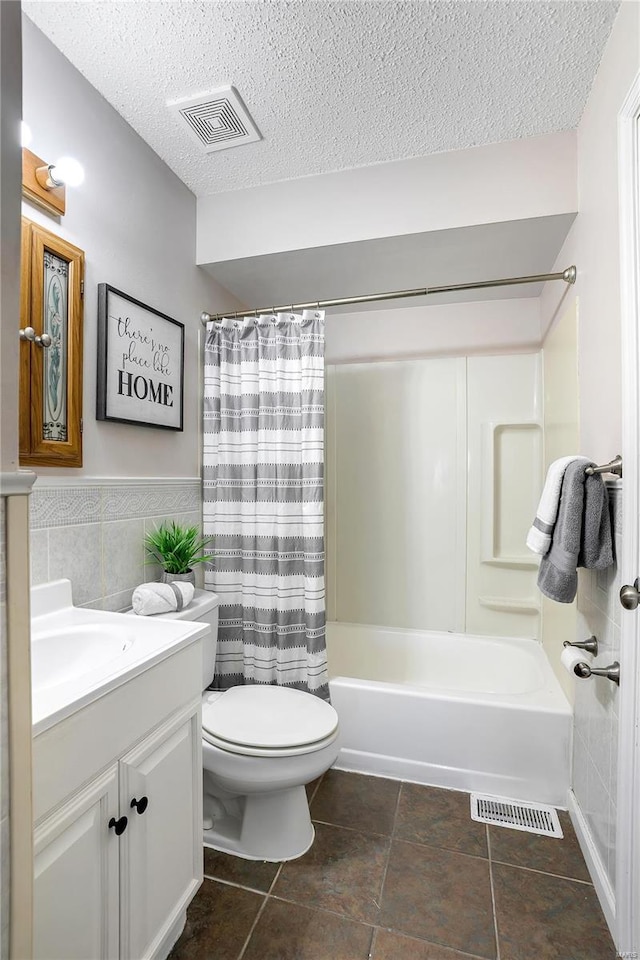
[96,284,184,431]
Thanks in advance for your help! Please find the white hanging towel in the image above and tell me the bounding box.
[526,456,590,556]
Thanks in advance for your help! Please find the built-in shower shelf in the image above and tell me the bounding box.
[482,557,539,570]
[478,596,540,614]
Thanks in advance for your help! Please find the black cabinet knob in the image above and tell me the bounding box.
[130,796,149,815]
[108,816,128,836]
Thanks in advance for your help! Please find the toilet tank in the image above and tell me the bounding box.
[129,589,219,689]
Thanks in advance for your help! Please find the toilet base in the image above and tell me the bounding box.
[203,784,315,861]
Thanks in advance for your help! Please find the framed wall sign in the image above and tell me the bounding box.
[97,284,184,431]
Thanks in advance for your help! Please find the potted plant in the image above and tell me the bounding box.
[144,521,214,585]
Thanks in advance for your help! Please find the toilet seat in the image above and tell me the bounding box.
[202,685,339,758]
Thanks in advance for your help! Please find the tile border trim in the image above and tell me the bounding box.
[30,477,201,528]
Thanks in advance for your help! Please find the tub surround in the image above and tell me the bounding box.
[326,352,543,640]
[29,477,202,611]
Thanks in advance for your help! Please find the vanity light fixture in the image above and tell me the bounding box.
[22,146,84,217]
[36,156,85,189]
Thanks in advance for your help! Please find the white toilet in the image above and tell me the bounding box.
[151,588,340,862]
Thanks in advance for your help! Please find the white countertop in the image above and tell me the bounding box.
[31,580,209,736]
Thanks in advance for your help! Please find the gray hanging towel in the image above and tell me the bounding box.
[537,460,614,603]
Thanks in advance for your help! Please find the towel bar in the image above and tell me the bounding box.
[585,455,622,477]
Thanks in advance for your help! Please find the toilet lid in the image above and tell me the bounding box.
[202,685,338,750]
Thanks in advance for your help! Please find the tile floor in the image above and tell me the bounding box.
[169,770,617,960]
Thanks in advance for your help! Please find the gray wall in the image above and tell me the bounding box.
[20,18,241,609]
[21,15,239,480]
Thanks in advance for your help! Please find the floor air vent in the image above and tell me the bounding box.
[169,86,261,154]
[470,794,563,838]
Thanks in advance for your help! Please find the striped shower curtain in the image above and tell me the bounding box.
[203,310,329,699]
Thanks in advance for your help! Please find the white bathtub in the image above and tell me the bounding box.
[327,622,572,807]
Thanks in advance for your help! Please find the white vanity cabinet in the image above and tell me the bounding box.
[119,707,201,960]
[33,637,204,960]
[34,766,120,960]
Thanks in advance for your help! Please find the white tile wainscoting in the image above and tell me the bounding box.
[571,479,622,927]
[29,478,202,611]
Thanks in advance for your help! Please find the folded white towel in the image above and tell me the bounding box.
[131,581,195,616]
[526,456,590,556]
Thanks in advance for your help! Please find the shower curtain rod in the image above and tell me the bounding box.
[200,265,577,325]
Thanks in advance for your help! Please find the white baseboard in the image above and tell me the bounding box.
[567,789,616,943]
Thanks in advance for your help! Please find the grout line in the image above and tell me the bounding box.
[268,890,378,928]
[267,861,285,895]
[391,782,402,838]
[311,817,390,839]
[489,859,595,886]
[374,926,490,960]
[486,826,502,960]
[391,833,491,864]
[372,782,403,923]
[202,873,276,897]
[236,890,270,960]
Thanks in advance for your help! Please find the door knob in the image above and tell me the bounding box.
[620,578,640,610]
[108,815,128,836]
[19,327,52,348]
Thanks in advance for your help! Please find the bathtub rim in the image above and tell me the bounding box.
[329,673,572,715]
[327,620,571,712]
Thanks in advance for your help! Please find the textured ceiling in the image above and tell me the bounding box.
[23,1,618,198]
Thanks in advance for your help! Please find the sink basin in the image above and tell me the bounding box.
[31,624,134,693]
[31,578,210,735]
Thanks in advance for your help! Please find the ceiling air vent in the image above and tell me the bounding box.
[168,86,261,154]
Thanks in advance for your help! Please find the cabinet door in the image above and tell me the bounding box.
[34,766,120,960]
[20,217,84,467]
[119,704,202,960]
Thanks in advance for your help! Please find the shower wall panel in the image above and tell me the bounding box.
[326,352,543,638]
[465,353,543,639]
[326,358,467,632]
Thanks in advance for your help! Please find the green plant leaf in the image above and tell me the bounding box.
[144,521,215,575]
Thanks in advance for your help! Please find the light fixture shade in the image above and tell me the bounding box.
[21,121,32,147]
[51,156,84,188]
